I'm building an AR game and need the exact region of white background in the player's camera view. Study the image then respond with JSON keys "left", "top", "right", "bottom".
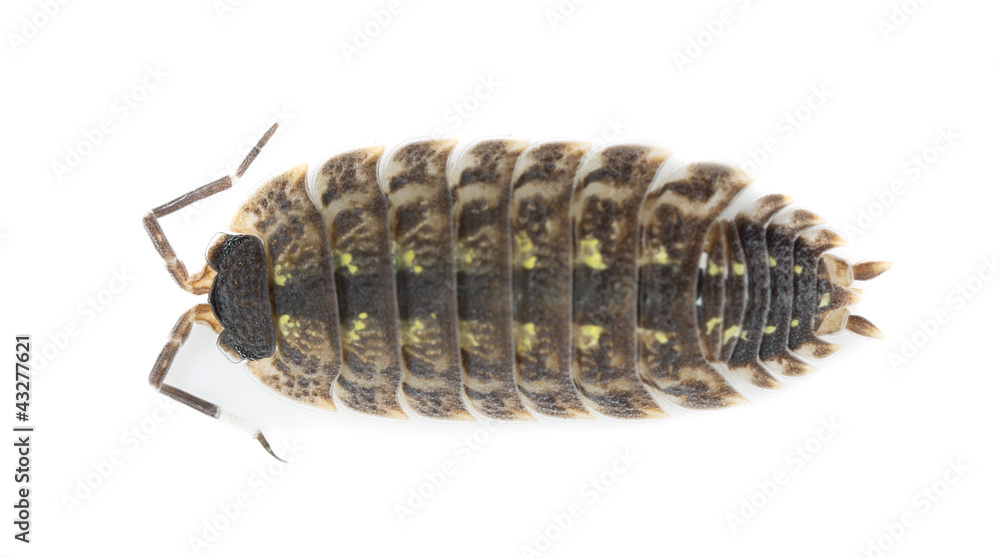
{"left": 3, "top": 0, "right": 998, "bottom": 556}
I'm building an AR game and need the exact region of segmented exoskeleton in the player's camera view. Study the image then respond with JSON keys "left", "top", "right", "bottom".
{"left": 144, "top": 125, "right": 889, "bottom": 459}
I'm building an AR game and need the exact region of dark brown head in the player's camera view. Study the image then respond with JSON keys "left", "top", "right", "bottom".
{"left": 205, "top": 233, "right": 276, "bottom": 362}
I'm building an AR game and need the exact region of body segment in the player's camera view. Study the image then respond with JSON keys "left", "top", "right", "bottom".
{"left": 511, "top": 141, "right": 594, "bottom": 419}
{"left": 570, "top": 145, "right": 670, "bottom": 419}
{"left": 449, "top": 139, "right": 534, "bottom": 421}
{"left": 229, "top": 163, "right": 343, "bottom": 412}
{"left": 310, "top": 146, "right": 407, "bottom": 419}
{"left": 636, "top": 162, "right": 751, "bottom": 409}
{"left": 381, "top": 139, "right": 474, "bottom": 421}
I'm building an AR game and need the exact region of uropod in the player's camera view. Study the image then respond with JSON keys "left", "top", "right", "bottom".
{"left": 143, "top": 124, "right": 890, "bottom": 460}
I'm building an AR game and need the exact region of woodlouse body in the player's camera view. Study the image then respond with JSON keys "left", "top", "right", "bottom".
{"left": 144, "top": 125, "right": 888, "bottom": 458}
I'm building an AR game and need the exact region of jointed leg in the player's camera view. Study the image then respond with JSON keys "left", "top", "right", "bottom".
{"left": 143, "top": 123, "right": 279, "bottom": 294}
{"left": 145, "top": 123, "right": 283, "bottom": 460}
{"left": 149, "top": 304, "right": 285, "bottom": 462}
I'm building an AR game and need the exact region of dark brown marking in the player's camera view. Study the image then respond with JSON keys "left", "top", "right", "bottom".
{"left": 207, "top": 234, "right": 276, "bottom": 361}
{"left": 846, "top": 314, "right": 884, "bottom": 339}
{"left": 789, "top": 229, "right": 844, "bottom": 359}
{"left": 451, "top": 139, "right": 534, "bottom": 421}
{"left": 698, "top": 221, "right": 727, "bottom": 362}
{"left": 312, "top": 147, "right": 408, "bottom": 419}
{"left": 853, "top": 261, "right": 893, "bottom": 282}
{"left": 637, "top": 163, "right": 749, "bottom": 410}
{"left": 230, "top": 164, "right": 343, "bottom": 412}
{"left": 383, "top": 139, "right": 474, "bottom": 421}
{"left": 726, "top": 195, "right": 790, "bottom": 390}
{"left": 572, "top": 145, "right": 670, "bottom": 419}
{"left": 719, "top": 220, "right": 747, "bottom": 363}
{"left": 759, "top": 210, "right": 822, "bottom": 377}
{"left": 511, "top": 141, "right": 594, "bottom": 419}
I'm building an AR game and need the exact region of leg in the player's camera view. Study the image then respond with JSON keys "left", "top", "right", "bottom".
{"left": 150, "top": 304, "right": 286, "bottom": 462}
{"left": 143, "top": 123, "right": 279, "bottom": 294}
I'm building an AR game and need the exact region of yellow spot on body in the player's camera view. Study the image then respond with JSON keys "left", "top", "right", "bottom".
{"left": 708, "top": 261, "right": 722, "bottom": 276}
{"left": 791, "top": 319, "right": 800, "bottom": 328}
{"left": 523, "top": 256, "right": 537, "bottom": 270}
{"left": 515, "top": 231, "right": 534, "bottom": 254}
{"left": 819, "top": 292, "right": 831, "bottom": 309}
{"left": 733, "top": 263, "right": 746, "bottom": 276}
{"left": 338, "top": 252, "right": 358, "bottom": 274}
{"left": 638, "top": 328, "right": 673, "bottom": 350}
{"left": 579, "top": 324, "right": 604, "bottom": 350}
{"left": 794, "top": 265, "right": 804, "bottom": 275}
{"left": 764, "top": 325, "right": 777, "bottom": 335}
{"left": 278, "top": 314, "right": 301, "bottom": 338}
{"left": 723, "top": 325, "right": 741, "bottom": 344}
{"left": 769, "top": 257, "right": 777, "bottom": 268}
{"left": 459, "top": 321, "right": 481, "bottom": 349}
{"left": 398, "top": 250, "right": 423, "bottom": 274}
{"left": 740, "top": 331, "right": 749, "bottom": 341}
{"left": 403, "top": 317, "right": 425, "bottom": 344}
{"left": 653, "top": 246, "right": 672, "bottom": 265}
{"left": 273, "top": 263, "right": 291, "bottom": 286}
{"left": 705, "top": 317, "right": 722, "bottom": 335}
{"left": 346, "top": 312, "right": 368, "bottom": 343}
{"left": 458, "top": 243, "right": 476, "bottom": 265}
{"left": 517, "top": 322, "right": 538, "bottom": 353}
{"left": 579, "top": 238, "right": 607, "bottom": 270}
{"left": 461, "top": 329, "right": 480, "bottom": 348}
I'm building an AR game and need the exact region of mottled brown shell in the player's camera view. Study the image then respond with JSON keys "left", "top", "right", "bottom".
{"left": 218, "top": 138, "right": 884, "bottom": 421}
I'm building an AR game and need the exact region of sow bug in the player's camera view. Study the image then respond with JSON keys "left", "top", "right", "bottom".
{"left": 144, "top": 124, "right": 890, "bottom": 459}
